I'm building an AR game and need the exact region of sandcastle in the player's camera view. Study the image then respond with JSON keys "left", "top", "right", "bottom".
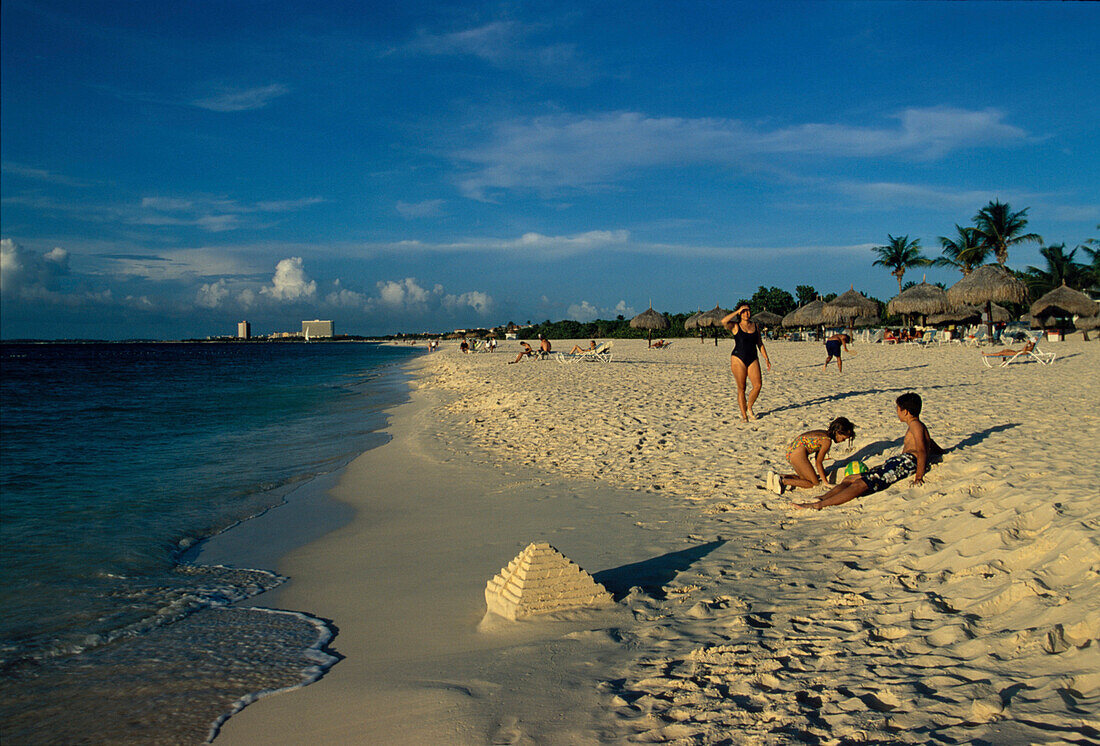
{"left": 485, "top": 542, "right": 614, "bottom": 620}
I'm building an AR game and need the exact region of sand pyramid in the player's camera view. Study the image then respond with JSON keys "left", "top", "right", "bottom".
{"left": 485, "top": 542, "right": 613, "bottom": 620}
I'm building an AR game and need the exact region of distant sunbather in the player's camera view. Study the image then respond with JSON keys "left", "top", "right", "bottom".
{"left": 569, "top": 340, "right": 597, "bottom": 354}
{"left": 982, "top": 340, "right": 1035, "bottom": 358}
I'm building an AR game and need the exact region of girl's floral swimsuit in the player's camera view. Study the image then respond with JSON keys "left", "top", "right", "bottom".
{"left": 787, "top": 433, "right": 830, "bottom": 460}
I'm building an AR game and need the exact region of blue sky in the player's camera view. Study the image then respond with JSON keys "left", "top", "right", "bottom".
{"left": 2, "top": 1, "right": 1097, "bottom": 339}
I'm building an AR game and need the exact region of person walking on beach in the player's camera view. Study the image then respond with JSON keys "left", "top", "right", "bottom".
{"left": 768, "top": 417, "right": 856, "bottom": 495}
{"left": 793, "top": 393, "right": 942, "bottom": 510}
{"left": 722, "top": 305, "right": 771, "bottom": 421}
{"left": 823, "top": 332, "right": 854, "bottom": 372}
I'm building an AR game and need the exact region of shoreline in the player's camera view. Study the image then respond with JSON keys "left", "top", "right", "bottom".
{"left": 215, "top": 339, "right": 1100, "bottom": 743}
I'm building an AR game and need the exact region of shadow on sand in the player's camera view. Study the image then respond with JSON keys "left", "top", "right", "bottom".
{"left": 594, "top": 540, "right": 727, "bottom": 600}
{"left": 766, "top": 382, "right": 968, "bottom": 415}
{"left": 949, "top": 422, "right": 1021, "bottom": 451}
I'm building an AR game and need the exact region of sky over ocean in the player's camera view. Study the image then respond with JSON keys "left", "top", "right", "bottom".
{"left": 1, "top": 1, "right": 1098, "bottom": 339}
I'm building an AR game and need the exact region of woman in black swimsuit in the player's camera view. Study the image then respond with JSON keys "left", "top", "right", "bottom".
{"left": 722, "top": 305, "right": 771, "bottom": 421}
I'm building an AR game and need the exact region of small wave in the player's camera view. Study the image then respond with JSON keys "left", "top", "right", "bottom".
{"left": 1, "top": 564, "right": 286, "bottom": 668}
{"left": 205, "top": 607, "right": 340, "bottom": 742}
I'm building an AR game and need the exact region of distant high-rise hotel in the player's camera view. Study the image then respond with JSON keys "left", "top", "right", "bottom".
{"left": 237, "top": 321, "right": 251, "bottom": 339}
{"left": 302, "top": 319, "right": 334, "bottom": 338}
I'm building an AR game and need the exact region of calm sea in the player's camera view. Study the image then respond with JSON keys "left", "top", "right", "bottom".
{"left": 0, "top": 340, "right": 421, "bottom": 743}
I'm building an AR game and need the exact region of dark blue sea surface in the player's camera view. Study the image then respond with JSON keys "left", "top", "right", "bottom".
{"left": 0, "top": 340, "right": 421, "bottom": 741}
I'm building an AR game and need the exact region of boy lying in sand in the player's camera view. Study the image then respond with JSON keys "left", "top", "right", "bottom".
{"left": 793, "top": 392, "right": 942, "bottom": 510}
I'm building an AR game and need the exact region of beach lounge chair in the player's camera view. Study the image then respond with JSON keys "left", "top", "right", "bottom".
{"left": 966, "top": 328, "right": 991, "bottom": 347}
{"left": 556, "top": 341, "right": 613, "bottom": 363}
{"left": 867, "top": 329, "right": 885, "bottom": 344}
{"left": 981, "top": 334, "right": 1055, "bottom": 367}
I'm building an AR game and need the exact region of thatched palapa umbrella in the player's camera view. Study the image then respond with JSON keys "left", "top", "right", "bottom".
{"left": 947, "top": 264, "right": 1029, "bottom": 338}
{"left": 684, "top": 310, "right": 706, "bottom": 343}
{"left": 1075, "top": 313, "right": 1100, "bottom": 340}
{"left": 886, "top": 281, "right": 949, "bottom": 325}
{"left": 1029, "top": 283, "right": 1099, "bottom": 332}
{"left": 928, "top": 303, "right": 1010, "bottom": 326}
{"left": 782, "top": 299, "right": 829, "bottom": 328}
{"left": 824, "top": 287, "right": 879, "bottom": 328}
{"left": 630, "top": 306, "right": 670, "bottom": 347}
{"left": 750, "top": 310, "right": 782, "bottom": 330}
{"left": 696, "top": 304, "right": 732, "bottom": 346}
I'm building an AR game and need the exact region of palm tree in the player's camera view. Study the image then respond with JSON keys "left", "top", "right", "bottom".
{"left": 972, "top": 200, "right": 1042, "bottom": 266}
{"left": 933, "top": 225, "right": 990, "bottom": 275}
{"left": 1079, "top": 224, "right": 1100, "bottom": 290}
{"left": 1025, "top": 243, "right": 1086, "bottom": 294}
{"left": 872, "top": 234, "right": 930, "bottom": 293}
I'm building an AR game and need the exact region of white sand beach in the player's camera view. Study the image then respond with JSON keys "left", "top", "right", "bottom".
{"left": 213, "top": 337, "right": 1099, "bottom": 744}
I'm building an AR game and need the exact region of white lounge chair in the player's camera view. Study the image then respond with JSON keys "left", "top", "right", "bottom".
{"left": 981, "top": 333, "right": 1056, "bottom": 367}
{"left": 556, "top": 341, "right": 613, "bottom": 363}
{"left": 966, "top": 328, "right": 991, "bottom": 347}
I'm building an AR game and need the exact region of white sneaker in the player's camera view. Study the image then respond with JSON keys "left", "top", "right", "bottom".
{"left": 768, "top": 470, "right": 783, "bottom": 495}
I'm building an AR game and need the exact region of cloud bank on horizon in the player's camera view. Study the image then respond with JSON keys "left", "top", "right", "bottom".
{"left": 1, "top": 1, "right": 1097, "bottom": 339}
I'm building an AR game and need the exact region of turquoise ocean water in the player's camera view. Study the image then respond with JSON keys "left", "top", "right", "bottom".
{"left": 0, "top": 341, "right": 420, "bottom": 742}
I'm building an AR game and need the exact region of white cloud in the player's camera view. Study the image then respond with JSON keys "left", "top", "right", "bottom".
{"left": 366, "top": 277, "right": 493, "bottom": 318}
{"left": 375, "top": 277, "right": 431, "bottom": 309}
{"left": 381, "top": 229, "right": 631, "bottom": 258}
{"left": 261, "top": 257, "right": 317, "bottom": 302}
{"left": 238, "top": 288, "right": 257, "bottom": 309}
{"left": 1, "top": 238, "right": 70, "bottom": 296}
{"left": 404, "top": 21, "right": 521, "bottom": 63}
{"left": 398, "top": 20, "right": 585, "bottom": 77}
{"left": 456, "top": 107, "right": 1029, "bottom": 198}
{"left": 2, "top": 162, "right": 92, "bottom": 187}
{"left": 96, "top": 248, "right": 257, "bottom": 281}
{"left": 396, "top": 199, "right": 446, "bottom": 218}
{"left": 196, "top": 279, "right": 230, "bottom": 309}
{"left": 442, "top": 290, "right": 493, "bottom": 315}
{"left": 566, "top": 299, "right": 635, "bottom": 322}
{"left": 567, "top": 300, "right": 599, "bottom": 322}
{"left": 191, "top": 84, "right": 290, "bottom": 112}
{"left": 130, "top": 194, "right": 321, "bottom": 233}
{"left": 326, "top": 279, "right": 367, "bottom": 307}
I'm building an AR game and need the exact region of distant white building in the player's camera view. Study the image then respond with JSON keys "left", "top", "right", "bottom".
{"left": 302, "top": 319, "right": 334, "bottom": 338}
{"left": 237, "top": 321, "right": 251, "bottom": 339}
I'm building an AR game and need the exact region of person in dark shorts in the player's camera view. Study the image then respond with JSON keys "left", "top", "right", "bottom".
{"left": 823, "top": 333, "right": 853, "bottom": 372}
{"left": 793, "top": 392, "right": 942, "bottom": 509}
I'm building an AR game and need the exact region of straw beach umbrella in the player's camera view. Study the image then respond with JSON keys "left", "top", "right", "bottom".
{"left": 630, "top": 306, "right": 670, "bottom": 347}
{"left": 1029, "top": 283, "right": 1099, "bottom": 328}
{"left": 823, "top": 287, "right": 879, "bottom": 328}
{"left": 928, "top": 303, "right": 1010, "bottom": 326}
{"left": 750, "top": 310, "right": 782, "bottom": 329}
{"left": 684, "top": 310, "right": 706, "bottom": 343}
{"left": 782, "top": 299, "right": 828, "bottom": 328}
{"left": 886, "top": 281, "right": 949, "bottom": 325}
{"left": 947, "top": 264, "right": 1029, "bottom": 338}
{"left": 1075, "top": 313, "right": 1100, "bottom": 340}
{"left": 696, "top": 304, "right": 732, "bottom": 346}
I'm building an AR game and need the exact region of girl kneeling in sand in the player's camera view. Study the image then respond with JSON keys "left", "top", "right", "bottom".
{"left": 767, "top": 417, "right": 856, "bottom": 495}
